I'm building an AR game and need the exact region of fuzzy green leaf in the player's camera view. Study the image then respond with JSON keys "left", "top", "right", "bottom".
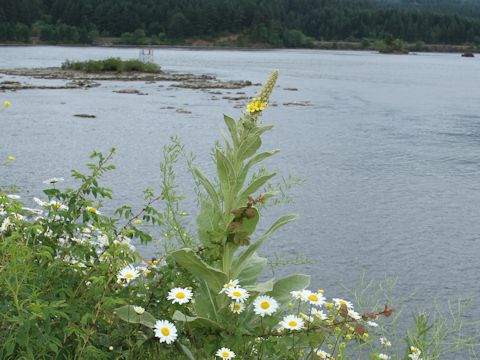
{"left": 115, "top": 305, "right": 156, "bottom": 328}
{"left": 268, "top": 274, "right": 311, "bottom": 304}
{"left": 171, "top": 248, "right": 228, "bottom": 293}
{"left": 232, "top": 214, "right": 297, "bottom": 277}
{"left": 172, "top": 310, "right": 222, "bottom": 330}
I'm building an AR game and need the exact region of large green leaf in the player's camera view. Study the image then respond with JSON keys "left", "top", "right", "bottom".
{"left": 194, "top": 280, "right": 219, "bottom": 320}
{"left": 197, "top": 197, "right": 224, "bottom": 246}
{"left": 171, "top": 248, "right": 228, "bottom": 293}
{"left": 224, "top": 114, "right": 238, "bottom": 149}
{"left": 115, "top": 305, "right": 156, "bottom": 328}
{"left": 245, "top": 278, "right": 275, "bottom": 293}
{"left": 175, "top": 343, "right": 196, "bottom": 360}
{"left": 232, "top": 214, "right": 297, "bottom": 277}
{"left": 237, "top": 252, "right": 268, "bottom": 285}
{"left": 172, "top": 310, "right": 222, "bottom": 330}
{"left": 193, "top": 168, "right": 220, "bottom": 206}
{"left": 237, "top": 150, "right": 279, "bottom": 192}
{"left": 268, "top": 274, "right": 311, "bottom": 304}
{"left": 237, "top": 173, "right": 276, "bottom": 206}
{"left": 215, "top": 148, "right": 236, "bottom": 199}
{"left": 237, "top": 134, "right": 262, "bottom": 161}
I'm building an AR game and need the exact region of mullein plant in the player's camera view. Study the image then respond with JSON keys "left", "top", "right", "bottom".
{"left": 115, "top": 71, "right": 395, "bottom": 359}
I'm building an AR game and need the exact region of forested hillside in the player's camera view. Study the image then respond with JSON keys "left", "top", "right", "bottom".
{"left": 1, "top": 0, "right": 480, "bottom": 47}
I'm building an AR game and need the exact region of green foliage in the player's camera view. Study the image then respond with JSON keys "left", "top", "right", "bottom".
{"left": 61, "top": 58, "right": 161, "bottom": 73}
{"left": 3, "top": 0, "right": 480, "bottom": 46}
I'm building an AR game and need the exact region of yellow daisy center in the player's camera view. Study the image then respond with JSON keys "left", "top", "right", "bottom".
{"left": 175, "top": 292, "right": 186, "bottom": 299}
{"left": 222, "top": 352, "right": 230, "bottom": 358}
{"left": 260, "top": 301, "right": 270, "bottom": 309}
{"left": 233, "top": 304, "right": 241, "bottom": 311}
{"left": 308, "top": 294, "right": 319, "bottom": 302}
{"left": 339, "top": 300, "right": 347, "bottom": 306}
{"left": 288, "top": 320, "right": 298, "bottom": 327}
{"left": 233, "top": 291, "right": 241, "bottom": 297}
{"left": 161, "top": 327, "right": 170, "bottom": 336}
{"left": 89, "top": 207, "right": 97, "bottom": 213}
{"left": 125, "top": 273, "right": 134, "bottom": 279}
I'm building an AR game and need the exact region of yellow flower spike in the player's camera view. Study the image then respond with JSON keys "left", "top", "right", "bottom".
{"left": 8, "top": 156, "right": 15, "bottom": 161}
{"left": 4, "top": 101, "right": 11, "bottom": 108}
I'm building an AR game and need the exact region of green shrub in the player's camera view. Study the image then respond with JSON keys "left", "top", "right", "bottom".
{"left": 61, "top": 58, "right": 161, "bottom": 73}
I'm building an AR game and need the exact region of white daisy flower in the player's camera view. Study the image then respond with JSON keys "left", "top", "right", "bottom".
{"left": 348, "top": 310, "right": 362, "bottom": 320}
{"left": 0, "top": 218, "right": 12, "bottom": 233}
{"left": 315, "top": 349, "right": 333, "bottom": 359}
{"left": 22, "top": 207, "right": 43, "bottom": 215}
{"left": 167, "top": 287, "right": 193, "bottom": 305}
{"left": 301, "top": 290, "right": 326, "bottom": 306}
{"left": 43, "top": 177, "right": 64, "bottom": 184}
{"left": 219, "top": 279, "right": 240, "bottom": 294}
{"left": 226, "top": 287, "right": 250, "bottom": 303}
{"left": 215, "top": 347, "right": 236, "bottom": 359}
{"left": 117, "top": 265, "right": 140, "bottom": 283}
{"left": 12, "top": 213, "right": 24, "bottom": 221}
{"left": 312, "top": 308, "right": 327, "bottom": 320}
{"left": 279, "top": 315, "right": 304, "bottom": 331}
{"left": 380, "top": 337, "right": 392, "bottom": 347}
{"left": 230, "top": 302, "right": 245, "bottom": 314}
{"left": 290, "top": 290, "right": 306, "bottom": 301}
{"left": 253, "top": 296, "right": 279, "bottom": 317}
{"left": 299, "top": 312, "right": 315, "bottom": 323}
{"left": 408, "top": 346, "right": 422, "bottom": 360}
{"left": 154, "top": 320, "right": 177, "bottom": 344}
{"left": 7, "top": 194, "right": 20, "bottom": 200}
{"left": 49, "top": 200, "right": 68, "bottom": 211}
{"left": 33, "top": 197, "right": 48, "bottom": 207}
{"left": 367, "top": 320, "right": 378, "bottom": 327}
{"left": 133, "top": 306, "right": 145, "bottom": 314}
{"left": 379, "top": 354, "right": 391, "bottom": 360}
{"left": 332, "top": 298, "right": 354, "bottom": 310}
{"left": 86, "top": 206, "right": 101, "bottom": 214}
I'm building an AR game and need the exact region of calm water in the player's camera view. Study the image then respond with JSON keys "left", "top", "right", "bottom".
{"left": 1, "top": 46, "right": 480, "bottom": 334}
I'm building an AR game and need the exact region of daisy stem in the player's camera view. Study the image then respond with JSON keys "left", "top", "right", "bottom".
{"left": 292, "top": 332, "right": 297, "bottom": 358}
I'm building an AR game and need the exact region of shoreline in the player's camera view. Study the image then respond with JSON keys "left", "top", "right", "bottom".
{"left": 0, "top": 41, "right": 478, "bottom": 54}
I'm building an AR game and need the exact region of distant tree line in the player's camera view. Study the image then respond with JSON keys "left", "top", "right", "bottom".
{"left": 1, "top": 0, "right": 480, "bottom": 46}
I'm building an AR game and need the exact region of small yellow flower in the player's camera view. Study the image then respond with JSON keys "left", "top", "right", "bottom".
{"left": 346, "top": 334, "right": 352, "bottom": 340}
{"left": 133, "top": 219, "right": 142, "bottom": 225}
{"left": 8, "top": 156, "right": 15, "bottom": 161}
{"left": 4, "top": 101, "right": 11, "bottom": 108}
{"left": 325, "top": 302, "right": 334, "bottom": 308}
{"left": 363, "top": 333, "right": 369, "bottom": 339}
{"left": 246, "top": 100, "right": 268, "bottom": 114}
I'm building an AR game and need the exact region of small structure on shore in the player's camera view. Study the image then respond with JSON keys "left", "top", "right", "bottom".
{"left": 461, "top": 52, "right": 475, "bottom": 58}
{"left": 139, "top": 48, "right": 154, "bottom": 63}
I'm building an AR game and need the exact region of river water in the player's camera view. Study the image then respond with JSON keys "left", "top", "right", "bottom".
{"left": 1, "top": 46, "right": 479, "bottom": 339}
